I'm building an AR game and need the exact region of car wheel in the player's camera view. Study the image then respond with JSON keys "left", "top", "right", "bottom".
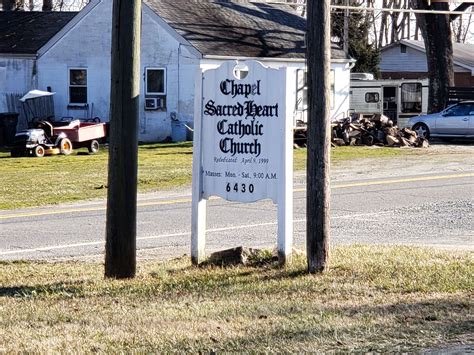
{"left": 413, "top": 123, "right": 430, "bottom": 139}
{"left": 59, "top": 138, "right": 73, "bottom": 155}
{"left": 34, "top": 145, "right": 45, "bottom": 158}
{"left": 88, "top": 140, "right": 100, "bottom": 154}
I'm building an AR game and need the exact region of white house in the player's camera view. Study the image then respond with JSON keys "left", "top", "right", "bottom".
{"left": 0, "top": 11, "right": 76, "bottom": 121}
{"left": 0, "top": 0, "right": 355, "bottom": 141}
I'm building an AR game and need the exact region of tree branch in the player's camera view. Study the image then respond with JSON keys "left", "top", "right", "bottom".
{"left": 450, "top": 2, "right": 473, "bottom": 22}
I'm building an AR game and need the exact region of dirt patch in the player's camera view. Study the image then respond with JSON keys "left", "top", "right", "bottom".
{"left": 332, "top": 143, "right": 474, "bottom": 183}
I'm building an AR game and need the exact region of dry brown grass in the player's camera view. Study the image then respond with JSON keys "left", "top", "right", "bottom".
{"left": 0, "top": 245, "right": 472, "bottom": 352}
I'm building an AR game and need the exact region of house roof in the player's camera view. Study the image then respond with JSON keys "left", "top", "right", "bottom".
{"left": 0, "top": 11, "right": 77, "bottom": 55}
{"left": 144, "top": 0, "right": 349, "bottom": 60}
{"left": 0, "top": 2, "right": 350, "bottom": 62}
{"left": 389, "top": 39, "right": 474, "bottom": 72}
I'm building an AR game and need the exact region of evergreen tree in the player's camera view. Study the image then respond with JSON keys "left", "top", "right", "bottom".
{"left": 331, "top": 1, "right": 380, "bottom": 77}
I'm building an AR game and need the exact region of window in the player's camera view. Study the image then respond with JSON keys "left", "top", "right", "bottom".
{"left": 296, "top": 69, "right": 307, "bottom": 111}
{"left": 401, "top": 83, "right": 422, "bottom": 113}
{"left": 330, "top": 69, "right": 335, "bottom": 109}
{"left": 400, "top": 44, "right": 407, "bottom": 54}
{"left": 296, "top": 69, "right": 335, "bottom": 110}
{"left": 69, "top": 68, "right": 87, "bottom": 104}
{"left": 444, "top": 104, "right": 473, "bottom": 116}
{"left": 365, "top": 92, "right": 380, "bottom": 103}
{"left": 146, "top": 68, "right": 166, "bottom": 95}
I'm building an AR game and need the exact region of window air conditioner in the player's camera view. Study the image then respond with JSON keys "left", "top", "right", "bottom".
{"left": 145, "top": 98, "right": 164, "bottom": 110}
{"left": 145, "top": 98, "right": 157, "bottom": 110}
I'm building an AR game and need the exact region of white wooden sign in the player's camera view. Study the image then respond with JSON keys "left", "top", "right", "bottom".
{"left": 191, "top": 61, "right": 293, "bottom": 264}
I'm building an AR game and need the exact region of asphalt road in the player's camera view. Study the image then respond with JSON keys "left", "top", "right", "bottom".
{"left": 1, "top": 162, "right": 473, "bottom": 261}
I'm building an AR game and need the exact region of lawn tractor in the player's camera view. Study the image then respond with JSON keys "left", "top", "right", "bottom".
{"left": 10, "top": 121, "right": 73, "bottom": 157}
{"left": 10, "top": 90, "right": 106, "bottom": 158}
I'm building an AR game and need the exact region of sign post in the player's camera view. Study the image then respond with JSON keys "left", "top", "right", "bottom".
{"left": 191, "top": 61, "right": 293, "bottom": 265}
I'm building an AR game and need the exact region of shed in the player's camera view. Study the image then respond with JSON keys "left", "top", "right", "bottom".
{"left": 380, "top": 39, "right": 474, "bottom": 87}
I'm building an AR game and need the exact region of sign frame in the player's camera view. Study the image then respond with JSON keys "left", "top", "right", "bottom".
{"left": 191, "top": 60, "right": 293, "bottom": 265}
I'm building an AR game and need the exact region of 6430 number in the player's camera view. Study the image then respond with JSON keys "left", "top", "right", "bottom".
{"left": 226, "top": 182, "right": 254, "bottom": 193}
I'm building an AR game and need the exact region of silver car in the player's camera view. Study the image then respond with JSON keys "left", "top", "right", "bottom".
{"left": 408, "top": 101, "right": 474, "bottom": 139}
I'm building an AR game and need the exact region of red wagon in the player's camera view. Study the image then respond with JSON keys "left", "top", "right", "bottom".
{"left": 53, "top": 120, "right": 107, "bottom": 153}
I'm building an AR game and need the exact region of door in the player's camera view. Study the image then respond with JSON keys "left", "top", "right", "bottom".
{"left": 382, "top": 86, "right": 397, "bottom": 122}
{"left": 435, "top": 103, "right": 471, "bottom": 135}
{"left": 467, "top": 104, "right": 474, "bottom": 135}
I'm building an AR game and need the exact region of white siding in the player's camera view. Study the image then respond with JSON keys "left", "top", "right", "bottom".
{"left": 380, "top": 44, "right": 470, "bottom": 73}
{"left": 37, "top": 0, "right": 201, "bottom": 142}
{"left": 0, "top": 57, "right": 36, "bottom": 111}
{"left": 139, "top": 7, "right": 201, "bottom": 142}
{"left": 37, "top": 0, "right": 113, "bottom": 125}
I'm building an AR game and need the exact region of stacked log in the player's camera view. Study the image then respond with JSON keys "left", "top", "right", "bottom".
{"left": 330, "top": 114, "right": 429, "bottom": 148}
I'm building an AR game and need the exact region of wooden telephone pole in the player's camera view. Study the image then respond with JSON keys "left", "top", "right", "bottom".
{"left": 105, "top": 0, "right": 141, "bottom": 279}
{"left": 306, "top": 0, "right": 331, "bottom": 273}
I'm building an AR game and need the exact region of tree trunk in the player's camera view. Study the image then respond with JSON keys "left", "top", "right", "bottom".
{"left": 2, "top": 0, "right": 24, "bottom": 10}
{"left": 412, "top": 0, "right": 454, "bottom": 113}
{"left": 414, "top": 22, "right": 420, "bottom": 40}
{"left": 42, "top": 0, "right": 53, "bottom": 11}
{"left": 2, "top": 0, "right": 14, "bottom": 10}
{"left": 306, "top": 0, "right": 331, "bottom": 273}
{"left": 378, "top": 0, "right": 388, "bottom": 48}
{"left": 105, "top": 0, "right": 141, "bottom": 279}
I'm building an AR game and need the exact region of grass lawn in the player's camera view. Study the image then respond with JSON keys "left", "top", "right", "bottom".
{"left": 0, "top": 246, "right": 472, "bottom": 352}
{"left": 0, "top": 143, "right": 422, "bottom": 210}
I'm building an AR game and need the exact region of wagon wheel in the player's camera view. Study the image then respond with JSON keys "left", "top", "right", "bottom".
{"left": 34, "top": 145, "right": 45, "bottom": 158}
{"left": 88, "top": 140, "right": 100, "bottom": 154}
{"left": 59, "top": 138, "right": 73, "bottom": 155}
{"left": 11, "top": 150, "right": 21, "bottom": 158}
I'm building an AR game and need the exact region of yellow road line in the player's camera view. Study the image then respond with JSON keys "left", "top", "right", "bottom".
{"left": 295, "top": 172, "right": 474, "bottom": 192}
{"left": 1, "top": 172, "right": 472, "bottom": 220}
{"left": 0, "top": 198, "right": 192, "bottom": 220}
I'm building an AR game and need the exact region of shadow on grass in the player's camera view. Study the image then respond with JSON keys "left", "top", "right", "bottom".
{"left": 149, "top": 151, "right": 193, "bottom": 156}
{"left": 139, "top": 142, "right": 193, "bottom": 150}
{"left": 0, "top": 281, "right": 85, "bottom": 298}
{"left": 165, "top": 261, "right": 309, "bottom": 286}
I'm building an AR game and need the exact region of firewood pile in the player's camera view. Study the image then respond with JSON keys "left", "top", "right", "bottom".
{"left": 331, "top": 114, "right": 429, "bottom": 148}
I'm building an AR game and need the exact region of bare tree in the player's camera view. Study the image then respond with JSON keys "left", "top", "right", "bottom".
{"left": 411, "top": 1, "right": 473, "bottom": 112}
{"left": 5, "top": 0, "right": 90, "bottom": 10}
{"left": 2, "top": 0, "right": 25, "bottom": 10}
{"left": 42, "top": 0, "right": 52, "bottom": 11}
{"left": 452, "top": 10, "right": 474, "bottom": 43}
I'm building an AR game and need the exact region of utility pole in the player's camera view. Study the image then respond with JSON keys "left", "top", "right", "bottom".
{"left": 306, "top": 0, "right": 331, "bottom": 273}
{"left": 343, "top": 0, "right": 349, "bottom": 54}
{"left": 105, "top": 0, "right": 141, "bottom": 279}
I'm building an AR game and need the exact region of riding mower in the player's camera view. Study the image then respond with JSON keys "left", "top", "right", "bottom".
{"left": 10, "top": 120, "right": 73, "bottom": 157}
